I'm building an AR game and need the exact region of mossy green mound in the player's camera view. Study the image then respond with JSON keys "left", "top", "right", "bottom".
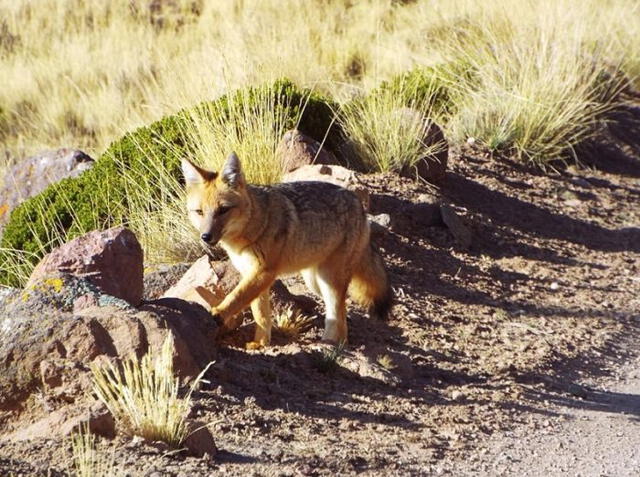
{"left": 0, "top": 79, "right": 341, "bottom": 286}
{"left": 374, "top": 63, "right": 473, "bottom": 118}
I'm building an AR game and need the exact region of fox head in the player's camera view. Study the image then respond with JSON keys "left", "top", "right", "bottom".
{"left": 181, "top": 152, "right": 250, "bottom": 246}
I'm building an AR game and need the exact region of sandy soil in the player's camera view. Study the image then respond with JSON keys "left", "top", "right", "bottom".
{"left": 0, "top": 144, "right": 638, "bottom": 475}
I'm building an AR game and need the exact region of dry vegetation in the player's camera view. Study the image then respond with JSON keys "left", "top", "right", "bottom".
{"left": 1, "top": 0, "right": 638, "bottom": 162}
{"left": 69, "top": 424, "right": 119, "bottom": 477}
{"left": 91, "top": 336, "right": 211, "bottom": 447}
{"left": 1, "top": 0, "right": 639, "bottom": 281}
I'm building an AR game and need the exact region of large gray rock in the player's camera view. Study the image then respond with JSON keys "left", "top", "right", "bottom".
{"left": 26, "top": 227, "right": 144, "bottom": 306}
{"left": 0, "top": 148, "right": 94, "bottom": 230}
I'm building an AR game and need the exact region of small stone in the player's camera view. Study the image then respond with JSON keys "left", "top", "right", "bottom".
{"left": 368, "top": 213, "right": 391, "bottom": 228}
{"left": 183, "top": 421, "right": 217, "bottom": 459}
{"left": 550, "top": 282, "right": 559, "bottom": 291}
{"left": 440, "top": 203, "right": 472, "bottom": 249}
{"left": 451, "top": 390, "right": 465, "bottom": 401}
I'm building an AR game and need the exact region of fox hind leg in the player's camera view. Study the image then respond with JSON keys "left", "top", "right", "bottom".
{"left": 316, "top": 265, "right": 350, "bottom": 344}
{"left": 246, "top": 287, "right": 272, "bottom": 350}
{"left": 301, "top": 267, "right": 321, "bottom": 296}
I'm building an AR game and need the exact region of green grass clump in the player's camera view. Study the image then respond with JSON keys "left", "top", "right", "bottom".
{"left": 374, "top": 63, "right": 470, "bottom": 120}
{"left": 339, "top": 75, "right": 447, "bottom": 173}
{"left": 0, "top": 79, "right": 339, "bottom": 286}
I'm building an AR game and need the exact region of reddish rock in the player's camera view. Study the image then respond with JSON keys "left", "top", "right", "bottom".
{"left": 26, "top": 227, "right": 144, "bottom": 306}
{"left": 162, "top": 256, "right": 227, "bottom": 309}
{"left": 282, "top": 164, "right": 370, "bottom": 211}
{"left": 9, "top": 400, "right": 115, "bottom": 441}
{"left": 276, "top": 129, "right": 338, "bottom": 173}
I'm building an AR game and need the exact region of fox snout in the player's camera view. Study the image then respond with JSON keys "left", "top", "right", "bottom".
{"left": 199, "top": 216, "right": 224, "bottom": 245}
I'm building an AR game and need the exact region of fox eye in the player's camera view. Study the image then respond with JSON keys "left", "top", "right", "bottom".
{"left": 192, "top": 209, "right": 203, "bottom": 216}
{"left": 216, "top": 205, "right": 233, "bottom": 216}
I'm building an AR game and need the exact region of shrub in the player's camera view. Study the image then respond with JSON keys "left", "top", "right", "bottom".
{"left": 374, "top": 63, "right": 470, "bottom": 120}
{"left": 0, "top": 79, "right": 340, "bottom": 286}
{"left": 339, "top": 71, "right": 449, "bottom": 173}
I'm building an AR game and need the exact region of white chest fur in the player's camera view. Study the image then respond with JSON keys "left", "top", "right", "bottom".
{"left": 220, "top": 241, "right": 256, "bottom": 276}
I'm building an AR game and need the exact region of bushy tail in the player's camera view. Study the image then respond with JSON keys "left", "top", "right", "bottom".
{"left": 349, "top": 244, "right": 393, "bottom": 320}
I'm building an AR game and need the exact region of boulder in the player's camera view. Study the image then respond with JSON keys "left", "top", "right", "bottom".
{"left": 8, "top": 401, "right": 115, "bottom": 441}
{"left": 0, "top": 149, "right": 94, "bottom": 230}
{"left": 26, "top": 227, "right": 144, "bottom": 306}
{"left": 276, "top": 129, "right": 339, "bottom": 173}
{"left": 282, "top": 164, "right": 370, "bottom": 211}
{"left": 392, "top": 108, "right": 448, "bottom": 184}
{"left": 183, "top": 420, "right": 217, "bottom": 458}
{"left": 0, "top": 274, "right": 218, "bottom": 433}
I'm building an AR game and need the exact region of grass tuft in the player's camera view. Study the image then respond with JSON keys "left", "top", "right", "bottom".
{"left": 274, "top": 305, "right": 315, "bottom": 338}
{"left": 314, "top": 341, "right": 346, "bottom": 374}
{"left": 90, "top": 335, "right": 211, "bottom": 447}
{"left": 339, "top": 80, "right": 446, "bottom": 173}
{"left": 69, "top": 424, "right": 118, "bottom": 477}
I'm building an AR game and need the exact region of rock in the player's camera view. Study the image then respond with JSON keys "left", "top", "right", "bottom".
{"left": 26, "top": 227, "right": 144, "bottom": 306}
{"left": 183, "top": 421, "right": 217, "bottom": 458}
{"left": 162, "top": 256, "right": 227, "bottom": 309}
{"left": 0, "top": 149, "right": 94, "bottom": 230}
{"left": 368, "top": 193, "right": 442, "bottom": 236}
{"left": 283, "top": 164, "right": 370, "bottom": 210}
{"left": 143, "top": 263, "right": 191, "bottom": 300}
{"left": 368, "top": 213, "right": 391, "bottom": 229}
{"left": 0, "top": 276, "right": 218, "bottom": 421}
{"left": 163, "top": 256, "right": 317, "bottom": 332}
{"left": 9, "top": 400, "right": 115, "bottom": 441}
{"left": 392, "top": 108, "right": 448, "bottom": 184}
{"left": 276, "top": 129, "right": 338, "bottom": 173}
{"left": 440, "top": 203, "right": 472, "bottom": 249}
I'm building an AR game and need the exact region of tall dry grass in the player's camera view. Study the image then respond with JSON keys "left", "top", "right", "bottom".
{"left": 2, "top": 0, "right": 636, "bottom": 160}
{"left": 91, "top": 335, "right": 211, "bottom": 447}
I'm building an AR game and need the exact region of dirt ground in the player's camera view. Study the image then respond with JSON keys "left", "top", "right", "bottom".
{"left": 0, "top": 143, "right": 639, "bottom": 475}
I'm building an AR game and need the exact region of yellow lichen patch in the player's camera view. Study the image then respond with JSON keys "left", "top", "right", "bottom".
{"left": 0, "top": 204, "right": 9, "bottom": 218}
{"left": 42, "top": 277, "right": 64, "bottom": 293}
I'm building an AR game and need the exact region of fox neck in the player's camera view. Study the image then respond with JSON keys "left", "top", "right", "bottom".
{"left": 219, "top": 185, "right": 268, "bottom": 253}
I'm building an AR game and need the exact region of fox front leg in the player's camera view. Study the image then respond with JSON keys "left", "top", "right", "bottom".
{"left": 246, "top": 288, "right": 273, "bottom": 350}
{"left": 211, "top": 269, "right": 276, "bottom": 333}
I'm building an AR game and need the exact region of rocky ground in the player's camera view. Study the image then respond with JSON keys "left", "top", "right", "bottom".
{"left": 0, "top": 143, "right": 639, "bottom": 475}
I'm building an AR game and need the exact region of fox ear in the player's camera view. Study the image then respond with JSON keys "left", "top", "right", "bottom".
{"left": 221, "top": 152, "right": 244, "bottom": 188}
{"left": 181, "top": 159, "right": 215, "bottom": 185}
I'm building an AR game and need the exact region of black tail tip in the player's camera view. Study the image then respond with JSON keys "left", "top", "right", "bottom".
{"left": 368, "top": 287, "right": 393, "bottom": 320}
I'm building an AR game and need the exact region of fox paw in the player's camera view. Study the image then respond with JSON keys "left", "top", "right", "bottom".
{"left": 245, "top": 341, "right": 265, "bottom": 351}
